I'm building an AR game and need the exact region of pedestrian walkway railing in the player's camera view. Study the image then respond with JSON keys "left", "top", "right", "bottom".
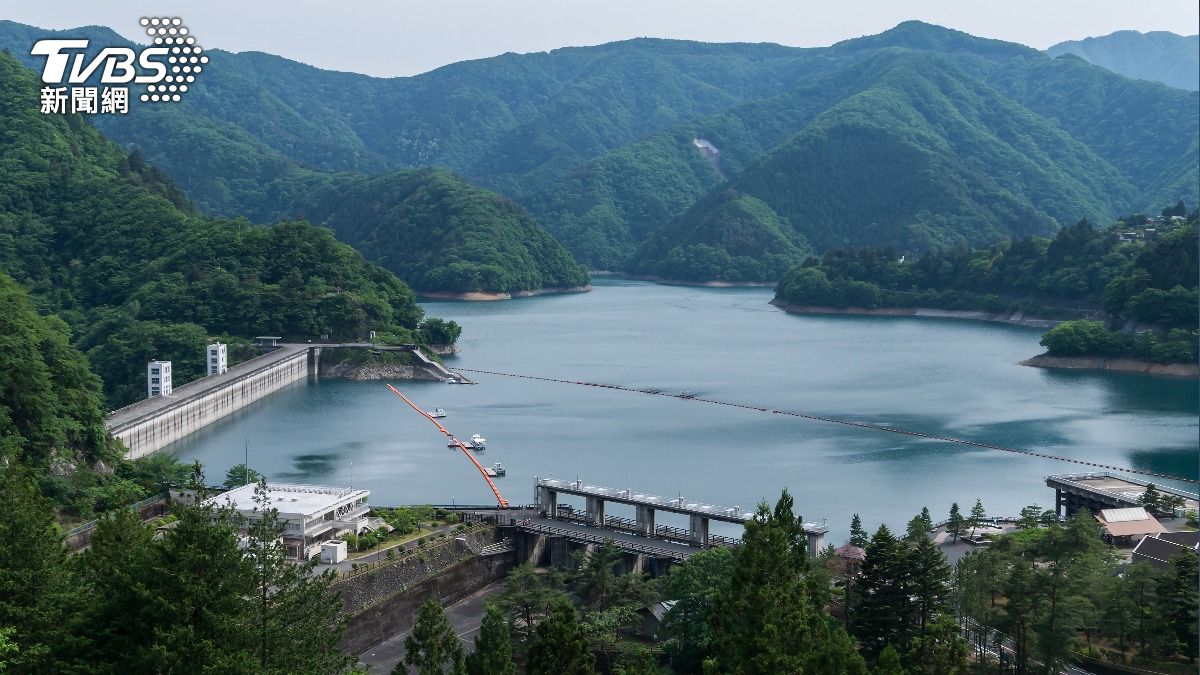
{"left": 62, "top": 492, "right": 170, "bottom": 539}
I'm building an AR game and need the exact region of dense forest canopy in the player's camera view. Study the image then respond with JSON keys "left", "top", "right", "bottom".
{"left": 0, "top": 52, "right": 434, "bottom": 409}
{"left": 774, "top": 207, "right": 1199, "bottom": 362}
{"left": 1, "top": 20, "right": 1194, "bottom": 283}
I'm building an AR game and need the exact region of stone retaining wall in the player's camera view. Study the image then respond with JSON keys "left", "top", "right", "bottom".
{"left": 334, "top": 526, "right": 513, "bottom": 655}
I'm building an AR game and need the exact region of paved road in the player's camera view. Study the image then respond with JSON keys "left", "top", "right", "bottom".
{"left": 358, "top": 580, "right": 507, "bottom": 673}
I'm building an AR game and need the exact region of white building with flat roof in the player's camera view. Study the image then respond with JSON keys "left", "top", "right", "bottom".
{"left": 207, "top": 342, "right": 228, "bottom": 376}
{"left": 147, "top": 360, "right": 172, "bottom": 398}
{"left": 210, "top": 483, "right": 371, "bottom": 560}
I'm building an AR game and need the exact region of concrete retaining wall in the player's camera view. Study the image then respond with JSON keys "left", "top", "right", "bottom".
{"left": 111, "top": 349, "right": 309, "bottom": 458}
{"left": 335, "top": 528, "right": 511, "bottom": 655}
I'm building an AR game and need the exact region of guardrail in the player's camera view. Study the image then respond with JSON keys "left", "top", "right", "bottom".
{"left": 517, "top": 521, "right": 691, "bottom": 561}
{"left": 1049, "top": 473, "right": 1198, "bottom": 501}
{"left": 536, "top": 478, "right": 751, "bottom": 522}
{"left": 62, "top": 492, "right": 170, "bottom": 539}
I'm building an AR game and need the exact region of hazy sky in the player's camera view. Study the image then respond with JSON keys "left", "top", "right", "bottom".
{"left": 6, "top": 1, "right": 1197, "bottom": 77}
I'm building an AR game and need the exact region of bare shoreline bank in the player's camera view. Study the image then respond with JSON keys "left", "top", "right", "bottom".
{"left": 768, "top": 299, "right": 1062, "bottom": 328}
{"left": 1021, "top": 354, "right": 1199, "bottom": 378}
{"left": 416, "top": 285, "right": 592, "bottom": 302}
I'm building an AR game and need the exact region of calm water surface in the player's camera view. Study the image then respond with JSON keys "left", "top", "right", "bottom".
{"left": 171, "top": 278, "right": 1199, "bottom": 541}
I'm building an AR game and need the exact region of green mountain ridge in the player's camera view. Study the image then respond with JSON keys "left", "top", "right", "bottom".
{"left": 2, "top": 20, "right": 1196, "bottom": 284}
{"left": 0, "top": 51, "right": 433, "bottom": 409}
{"left": 1047, "top": 30, "right": 1200, "bottom": 91}
{"left": 628, "top": 190, "right": 811, "bottom": 282}
{"left": 0, "top": 21, "right": 590, "bottom": 295}
{"left": 275, "top": 168, "right": 590, "bottom": 293}
{"left": 707, "top": 52, "right": 1135, "bottom": 249}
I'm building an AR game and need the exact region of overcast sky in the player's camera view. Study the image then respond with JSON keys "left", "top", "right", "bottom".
{"left": 6, "top": 0, "right": 1197, "bottom": 77}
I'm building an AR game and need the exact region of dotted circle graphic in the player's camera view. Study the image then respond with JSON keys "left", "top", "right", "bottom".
{"left": 139, "top": 17, "right": 205, "bottom": 104}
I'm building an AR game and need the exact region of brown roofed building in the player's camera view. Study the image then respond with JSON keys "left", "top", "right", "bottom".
{"left": 1095, "top": 507, "right": 1166, "bottom": 546}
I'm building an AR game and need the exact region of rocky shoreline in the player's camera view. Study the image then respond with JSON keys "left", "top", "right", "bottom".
{"left": 417, "top": 285, "right": 591, "bottom": 301}
{"left": 1021, "top": 354, "right": 1199, "bottom": 378}
{"left": 316, "top": 345, "right": 463, "bottom": 381}
{"left": 768, "top": 299, "right": 1062, "bottom": 328}
{"left": 318, "top": 360, "right": 445, "bottom": 382}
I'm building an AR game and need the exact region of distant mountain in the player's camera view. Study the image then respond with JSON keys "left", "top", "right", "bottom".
{"left": 1047, "top": 31, "right": 1199, "bottom": 91}
{"left": 535, "top": 28, "right": 1196, "bottom": 276}
{"left": 2, "top": 20, "right": 1196, "bottom": 284}
{"left": 628, "top": 189, "right": 812, "bottom": 282}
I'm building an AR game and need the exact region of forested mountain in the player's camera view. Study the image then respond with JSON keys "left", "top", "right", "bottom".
{"left": 0, "top": 52, "right": 436, "bottom": 409}
{"left": 774, "top": 207, "right": 1199, "bottom": 362}
{"left": 627, "top": 190, "right": 812, "bottom": 282}
{"left": 534, "top": 30, "right": 1197, "bottom": 277}
{"left": 1047, "top": 31, "right": 1200, "bottom": 91}
{"left": 269, "top": 168, "right": 590, "bottom": 294}
{"left": 2, "top": 20, "right": 1196, "bottom": 284}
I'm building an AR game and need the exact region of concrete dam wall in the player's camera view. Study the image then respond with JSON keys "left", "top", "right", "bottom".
{"left": 105, "top": 342, "right": 469, "bottom": 458}
{"left": 107, "top": 345, "right": 311, "bottom": 459}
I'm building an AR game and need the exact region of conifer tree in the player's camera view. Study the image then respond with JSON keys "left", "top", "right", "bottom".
{"left": 0, "top": 464, "right": 80, "bottom": 673}
{"left": 659, "top": 547, "right": 733, "bottom": 672}
{"left": 853, "top": 525, "right": 914, "bottom": 661}
{"left": 905, "top": 613, "right": 968, "bottom": 674}
{"left": 497, "top": 563, "right": 567, "bottom": 642}
{"left": 74, "top": 506, "right": 156, "bottom": 670}
{"left": 873, "top": 645, "right": 907, "bottom": 675}
{"left": 946, "top": 503, "right": 966, "bottom": 543}
{"left": 1138, "top": 484, "right": 1163, "bottom": 514}
{"left": 907, "top": 534, "right": 952, "bottom": 635}
{"left": 402, "top": 599, "right": 466, "bottom": 675}
{"left": 1016, "top": 504, "right": 1043, "bottom": 530}
{"left": 849, "top": 513, "right": 869, "bottom": 547}
{"left": 1160, "top": 552, "right": 1199, "bottom": 662}
{"left": 711, "top": 490, "right": 864, "bottom": 674}
{"left": 465, "top": 602, "right": 515, "bottom": 675}
{"left": 526, "top": 602, "right": 594, "bottom": 675}
{"left": 904, "top": 514, "right": 928, "bottom": 543}
{"left": 245, "top": 481, "right": 351, "bottom": 675}
{"left": 968, "top": 499, "right": 987, "bottom": 537}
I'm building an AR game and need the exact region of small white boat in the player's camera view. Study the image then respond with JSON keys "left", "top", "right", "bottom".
{"left": 429, "top": 407, "right": 447, "bottom": 418}
{"left": 469, "top": 434, "right": 486, "bottom": 450}
{"left": 447, "top": 437, "right": 460, "bottom": 447}
{"left": 484, "top": 462, "right": 506, "bottom": 477}
{"left": 445, "top": 377, "right": 459, "bottom": 384}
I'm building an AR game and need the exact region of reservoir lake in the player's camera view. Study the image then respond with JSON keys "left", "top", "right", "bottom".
{"left": 170, "top": 278, "right": 1198, "bottom": 541}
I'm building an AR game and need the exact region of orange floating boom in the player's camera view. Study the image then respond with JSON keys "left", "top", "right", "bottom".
{"left": 385, "top": 384, "right": 508, "bottom": 507}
